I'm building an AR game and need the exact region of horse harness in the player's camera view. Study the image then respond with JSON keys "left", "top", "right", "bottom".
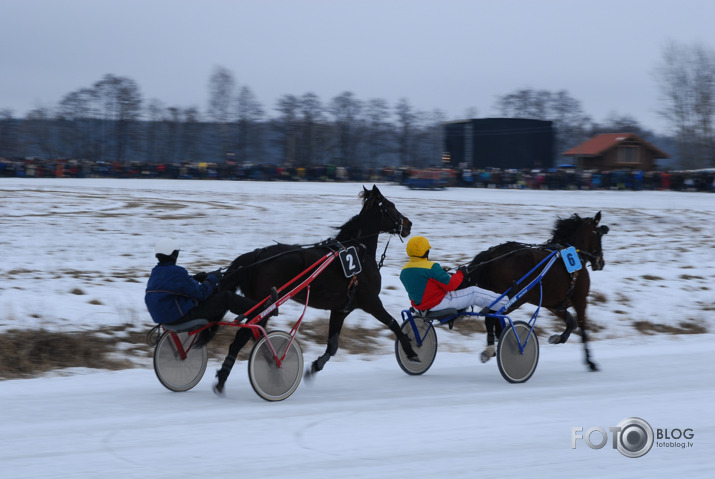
{"left": 465, "top": 242, "right": 588, "bottom": 312}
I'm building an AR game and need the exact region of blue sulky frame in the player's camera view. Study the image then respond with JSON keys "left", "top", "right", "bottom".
{"left": 398, "top": 247, "right": 576, "bottom": 383}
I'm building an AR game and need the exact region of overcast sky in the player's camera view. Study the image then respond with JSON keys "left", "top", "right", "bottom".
{"left": 2, "top": 0, "right": 714, "bottom": 134}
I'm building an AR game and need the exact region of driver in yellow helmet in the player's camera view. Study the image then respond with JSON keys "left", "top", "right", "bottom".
{"left": 399, "top": 236, "right": 508, "bottom": 360}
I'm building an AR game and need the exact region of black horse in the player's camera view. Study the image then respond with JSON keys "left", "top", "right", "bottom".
{"left": 214, "top": 185, "right": 415, "bottom": 392}
{"left": 462, "top": 211, "right": 609, "bottom": 371}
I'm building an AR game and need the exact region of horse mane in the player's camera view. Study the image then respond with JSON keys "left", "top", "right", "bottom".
{"left": 334, "top": 215, "right": 360, "bottom": 239}
{"left": 333, "top": 188, "right": 375, "bottom": 239}
{"left": 550, "top": 214, "right": 585, "bottom": 244}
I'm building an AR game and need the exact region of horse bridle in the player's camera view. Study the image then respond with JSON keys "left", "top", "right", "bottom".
{"left": 576, "top": 224, "right": 609, "bottom": 267}
{"left": 377, "top": 198, "right": 405, "bottom": 237}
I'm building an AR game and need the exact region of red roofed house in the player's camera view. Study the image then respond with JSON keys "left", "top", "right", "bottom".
{"left": 562, "top": 133, "right": 669, "bottom": 171}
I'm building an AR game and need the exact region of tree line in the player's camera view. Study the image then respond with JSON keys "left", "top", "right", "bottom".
{"left": 0, "top": 40, "right": 713, "bottom": 169}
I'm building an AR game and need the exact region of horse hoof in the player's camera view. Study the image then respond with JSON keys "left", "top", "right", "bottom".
{"left": 212, "top": 382, "right": 225, "bottom": 396}
{"left": 548, "top": 334, "right": 562, "bottom": 344}
{"left": 305, "top": 362, "right": 321, "bottom": 380}
{"left": 480, "top": 345, "right": 495, "bottom": 363}
{"left": 408, "top": 355, "right": 421, "bottom": 363}
{"left": 588, "top": 362, "right": 599, "bottom": 372}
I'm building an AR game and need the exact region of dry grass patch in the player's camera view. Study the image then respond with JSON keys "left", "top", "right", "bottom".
{"left": 633, "top": 321, "right": 707, "bottom": 335}
{"left": 589, "top": 291, "right": 608, "bottom": 304}
{"left": 0, "top": 329, "right": 135, "bottom": 379}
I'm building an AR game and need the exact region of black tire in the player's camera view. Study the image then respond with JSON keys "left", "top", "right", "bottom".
{"left": 154, "top": 331, "right": 208, "bottom": 392}
{"left": 395, "top": 318, "right": 438, "bottom": 375}
{"left": 248, "top": 331, "right": 303, "bottom": 402}
{"left": 496, "top": 320, "right": 539, "bottom": 383}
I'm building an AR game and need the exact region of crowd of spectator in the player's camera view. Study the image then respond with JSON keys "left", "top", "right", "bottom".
{"left": 1, "top": 157, "right": 714, "bottom": 192}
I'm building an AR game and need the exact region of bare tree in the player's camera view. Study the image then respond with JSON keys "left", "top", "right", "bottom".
{"left": 462, "top": 106, "right": 479, "bottom": 120}
{"left": 495, "top": 88, "right": 592, "bottom": 157}
{"left": 24, "top": 107, "right": 59, "bottom": 159}
{"left": 207, "top": 66, "right": 237, "bottom": 159}
{"left": 364, "top": 98, "right": 392, "bottom": 168}
{"left": 420, "top": 109, "right": 446, "bottom": 167}
{"left": 57, "top": 88, "right": 101, "bottom": 160}
{"left": 145, "top": 99, "right": 167, "bottom": 163}
{"left": 180, "top": 107, "right": 202, "bottom": 164}
{"left": 297, "top": 92, "right": 326, "bottom": 166}
{"left": 274, "top": 94, "right": 301, "bottom": 164}
{"left": 395, "top": 98, "right": 416, "bottom": 166}
{"left": 593, "top": 112, "right": 650, "bottom": 137}
{"left": 0, "top": 109, "right": 19, "bottom": 158}
{"left": 93, "top": 74, "right": 142, "bottom": 162}
{"left": 236, "top": 85, "right": 265, "bottom": 164}
{"left": 329, "top": 91, "right": 362, "bottom": 167}
{"left": 655, "top": 40, "right": 715, "bottom": 168}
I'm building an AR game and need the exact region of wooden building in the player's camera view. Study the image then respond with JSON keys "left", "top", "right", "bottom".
{"left": 562, "top": 133, "right": 669, "bottom": 171}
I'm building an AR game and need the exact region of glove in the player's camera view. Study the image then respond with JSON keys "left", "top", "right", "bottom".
{"left": 208, "top": 268, "right": 224, "bottom": 280}
{"left": 193, "top": 272, "right": 208, "bottom": 282}
{"left": 457, "top": 265, "right": 469, "bottom": 276}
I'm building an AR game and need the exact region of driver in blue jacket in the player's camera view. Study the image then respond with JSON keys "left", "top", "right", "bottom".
{"left": 145, "top": 238, "right": 257, "bottom": 346}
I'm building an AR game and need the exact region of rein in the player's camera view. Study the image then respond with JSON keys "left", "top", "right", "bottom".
{"left": 225, "top": 196, "right": 405, "bottom": 276}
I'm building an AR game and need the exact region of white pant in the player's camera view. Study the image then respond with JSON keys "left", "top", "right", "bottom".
{"left": 431, "top": 286, "right": 508, "bottom": 312}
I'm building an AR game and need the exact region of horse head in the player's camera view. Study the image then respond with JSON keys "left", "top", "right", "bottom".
{"left": 552, "top": 211, "right": 609, "bottom": 271}
{"left": 360, "top": 185, "right": 412, "bottom": 238}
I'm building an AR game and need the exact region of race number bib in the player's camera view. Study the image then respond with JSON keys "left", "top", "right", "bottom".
{"left": 339, "top": 246, "right": 362, "bottom": 277}
{"left": 560, "top": 246, "right": 582, "bottom": 273}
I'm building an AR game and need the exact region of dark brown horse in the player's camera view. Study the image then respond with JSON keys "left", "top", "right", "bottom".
{"left": 214, "top": 185, "right": 415, "bottom": 392}
{"left": 462, "top": 212, "right": 609, "bottom": 371}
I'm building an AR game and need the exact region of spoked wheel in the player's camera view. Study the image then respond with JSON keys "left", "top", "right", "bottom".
{"left": 154, "top": 331, "right": 208, "bottom": 392}
{"left": 248, "top": 331, "right": 304, "bottom": 402}
{"left": 395, "top": 318, "right": 438, "bottom": 375}
{"left": 496, "top": 320, "right": 539, "bottom": 383}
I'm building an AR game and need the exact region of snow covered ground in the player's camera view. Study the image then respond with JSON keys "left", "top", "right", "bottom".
{"left": 0, "top": 179, "right": 713, "bottom": 477}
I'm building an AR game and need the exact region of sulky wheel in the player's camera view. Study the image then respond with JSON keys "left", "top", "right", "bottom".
{"left": 395, "top": 318, "right": 438, "bottom": 375}
{"left": 496, "top": 320, "right": 539, "bottom": 383}
{"left": 248, "top": 331, "right": 304, "bottom": 402}
{"left": 154, "top": 330, "right": 208, "bottom": 392}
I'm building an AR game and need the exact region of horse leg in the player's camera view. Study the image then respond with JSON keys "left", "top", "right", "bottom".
{"left": 306, "top": 310, "right": 349, "bottom": 378}
{"left": 580, "top": 326, "right": 598, "bottom": 371}
{"left": 214, "top": 318, "right": 267, "bottom": 394}
{"left": 361, "top": 301, "right": 419, "bottom": 362}
{"left": 573, "top": 302, "right": 599, "bottom": 372}
{"left": 480, "top": 316, "right": 498, "bottom": 363}
{"left": 547, "top": 309, "right": 576, "bottom": 345}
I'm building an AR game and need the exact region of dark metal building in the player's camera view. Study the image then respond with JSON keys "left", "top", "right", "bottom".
{"left": 443, "top": 118, "right": 555, "bottom": 170}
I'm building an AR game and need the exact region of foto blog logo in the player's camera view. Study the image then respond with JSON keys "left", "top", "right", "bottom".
{"left": 572, "top": 417, "right": 695, "bottom": 458}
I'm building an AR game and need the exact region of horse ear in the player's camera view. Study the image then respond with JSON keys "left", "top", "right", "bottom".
{"left": 359, "top": 185, "right": 369, "bottom": 200}
{"left": 372, "top": 184, "right": 384, "bottom": 199}
{"left": 595, "top": 211, "right": 601, "bottom": 224}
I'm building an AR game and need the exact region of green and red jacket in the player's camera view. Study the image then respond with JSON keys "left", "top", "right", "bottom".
{"left": 400, "top": 257, "right": 464, "bottom": 310}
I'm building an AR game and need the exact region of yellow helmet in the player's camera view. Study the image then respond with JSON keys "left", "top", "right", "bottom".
{"left": 406, "top": 236, "right": 431, "bottom": 258}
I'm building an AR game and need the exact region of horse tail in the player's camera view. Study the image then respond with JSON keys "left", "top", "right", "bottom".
{"left": 220, "top": 248, "right": 265, "bottom": 293}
